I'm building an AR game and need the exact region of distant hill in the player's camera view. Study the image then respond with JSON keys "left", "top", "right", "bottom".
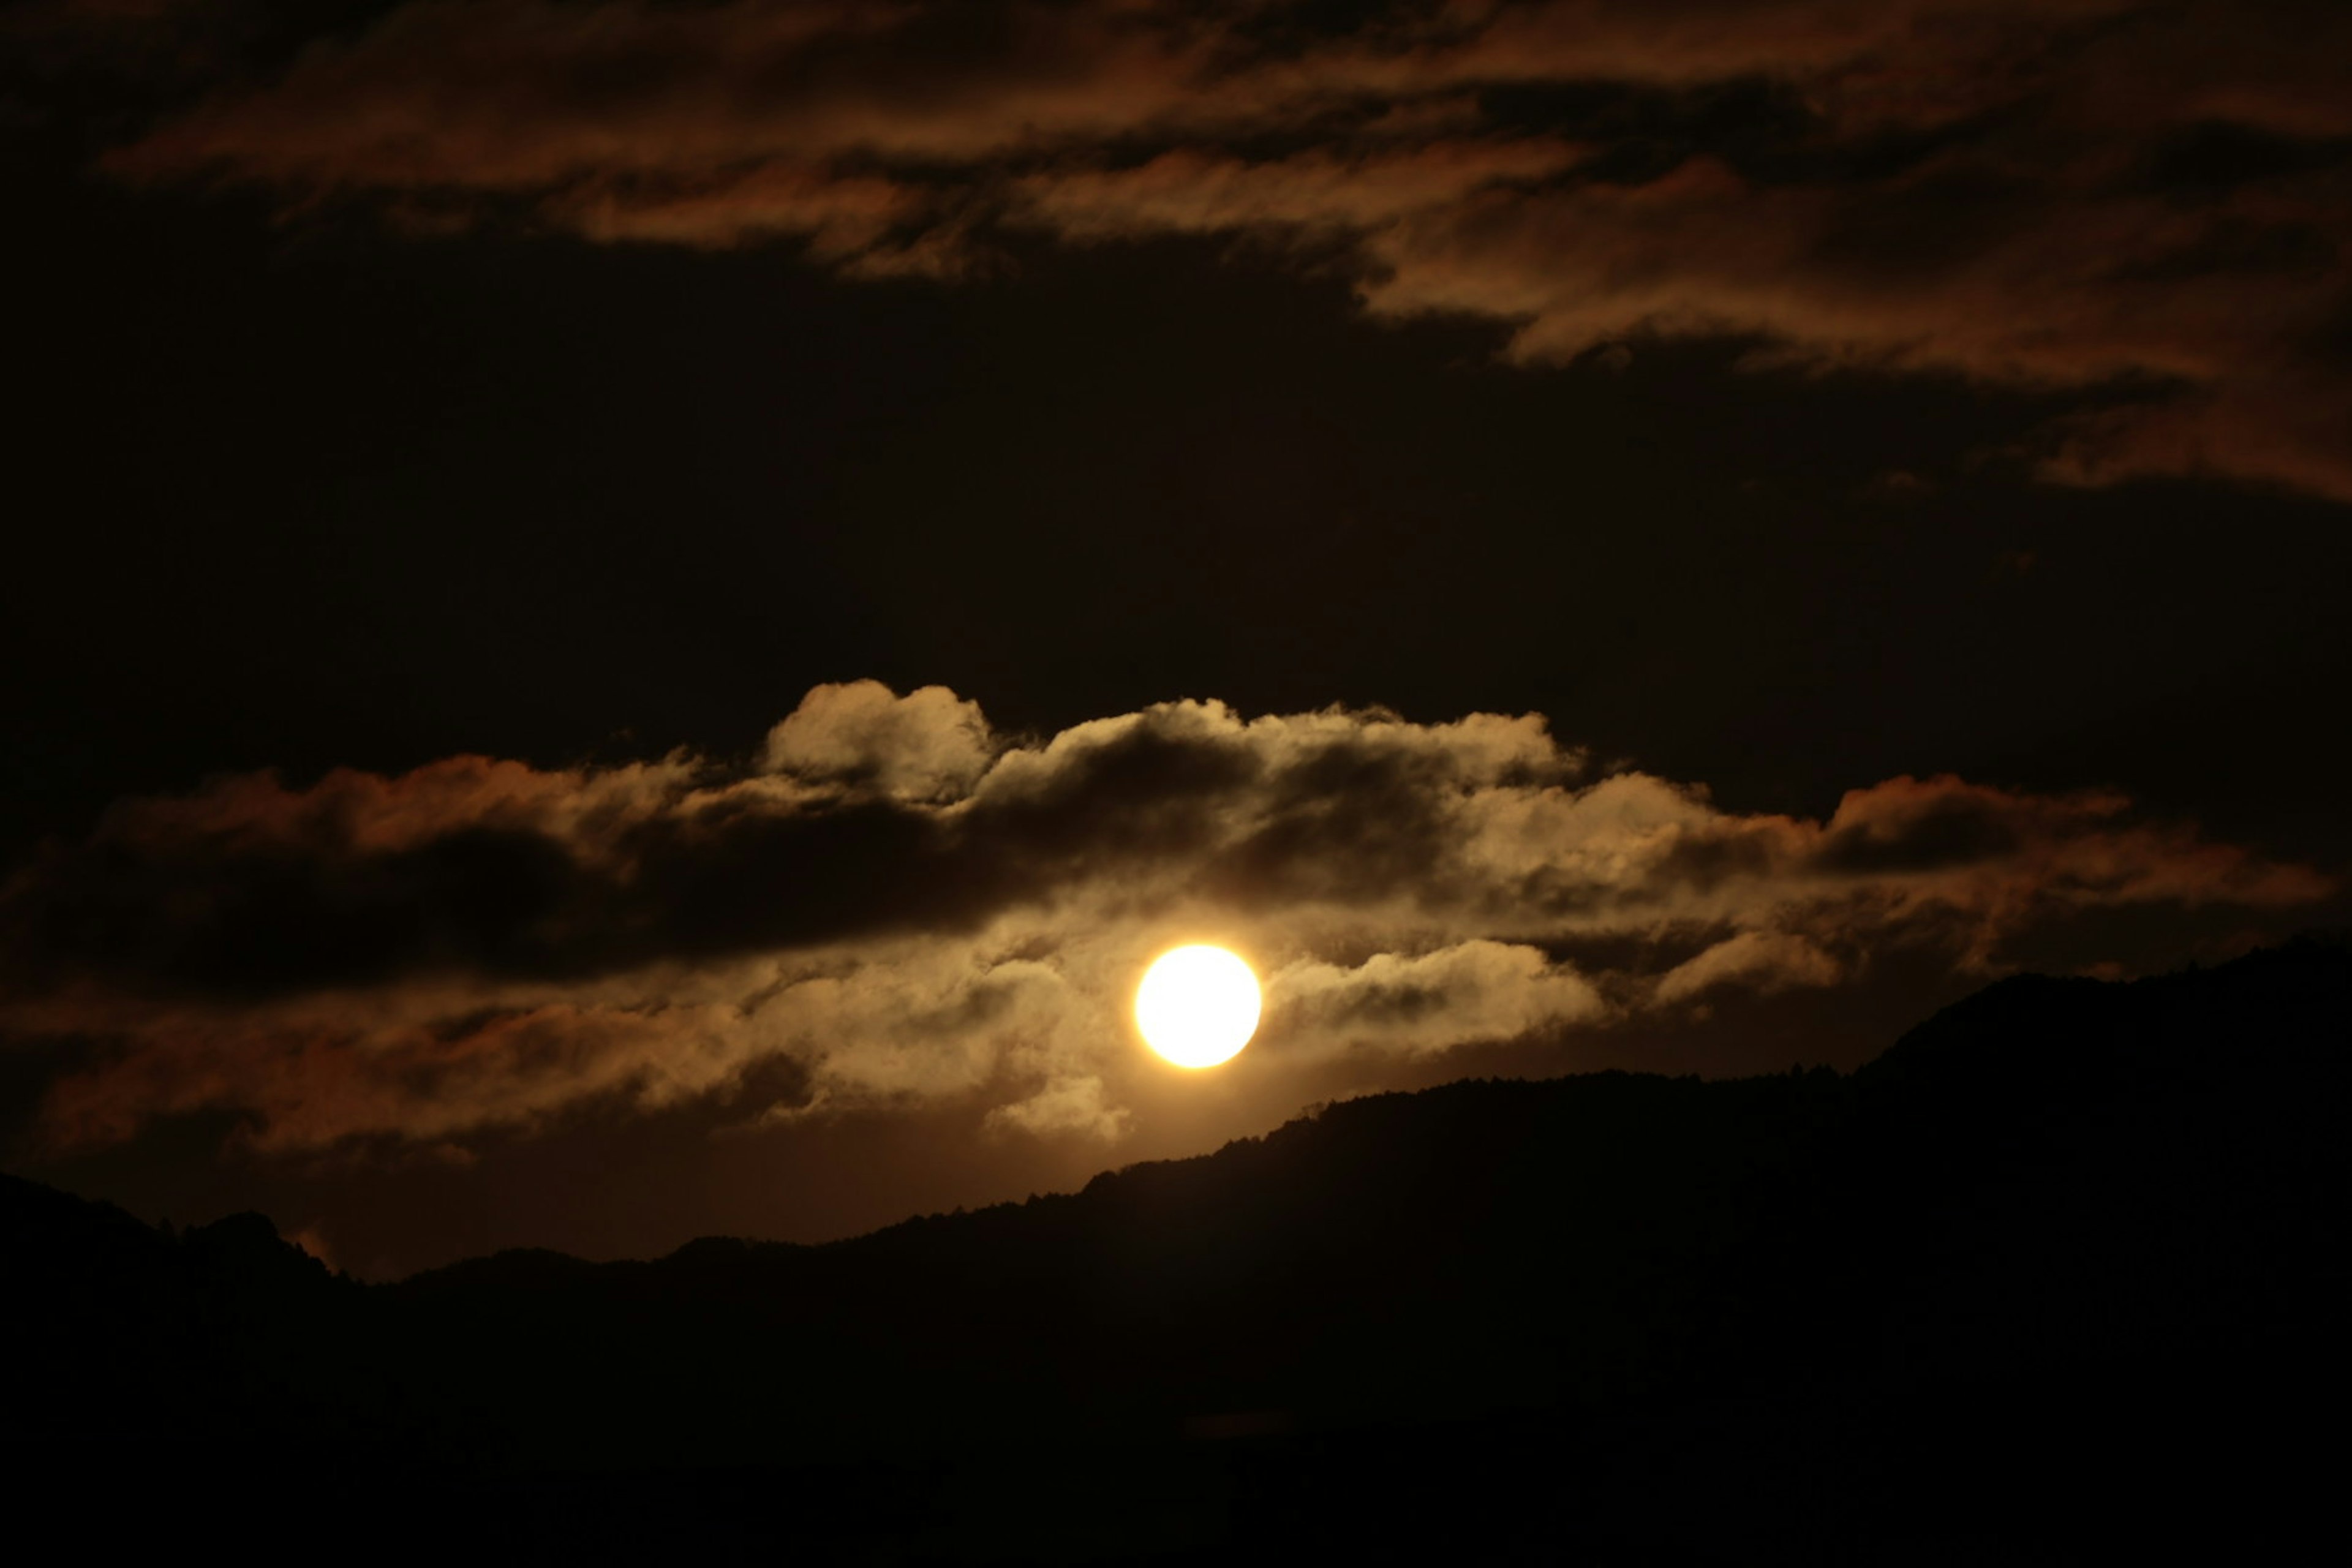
{"left": 7, "top": 941, "right": 2348, "bottom": 1561}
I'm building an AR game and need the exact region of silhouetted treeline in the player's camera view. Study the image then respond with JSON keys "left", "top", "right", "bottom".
{"left": 7, "top": 941, "right": 2349, "bottom": 1561}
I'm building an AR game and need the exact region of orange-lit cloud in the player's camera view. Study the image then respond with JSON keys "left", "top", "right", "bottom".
{"left": 4, "top": 682, "right": 2329, "bottom": 1155}
{"left": 76, "top": 0, "right": 2352, "bottom": 500}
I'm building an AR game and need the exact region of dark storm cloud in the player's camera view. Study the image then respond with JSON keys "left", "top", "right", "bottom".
{"left": 56, "top": 0, "right": 2351, "bottom": 499}
{"left": 0, "top": 684, "right": 2330, "bottom": 1155}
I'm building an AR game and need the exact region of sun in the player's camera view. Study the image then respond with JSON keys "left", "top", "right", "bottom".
{"left": 1135, "top": 945, "right": 1262, "bottom": 1068}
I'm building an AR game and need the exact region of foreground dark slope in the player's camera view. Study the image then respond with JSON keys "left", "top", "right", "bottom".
{"left": 8, "top": 943, "right": 2350, "bottom": 1560}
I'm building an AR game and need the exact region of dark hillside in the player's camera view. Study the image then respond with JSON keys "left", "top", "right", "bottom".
{"left": 7, "top": 941, "right": 2348, "bottom": 1561}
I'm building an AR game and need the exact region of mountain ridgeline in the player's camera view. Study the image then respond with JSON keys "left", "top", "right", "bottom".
{"left": 7, "top": 943, "right": 2349, "bottom": 1561}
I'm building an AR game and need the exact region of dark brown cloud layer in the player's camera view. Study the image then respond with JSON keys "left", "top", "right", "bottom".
{"left": 2, "top": 684, "right": 2329, "bottom": 1155}
{"left": 81, "top": 0, "right": 2352, "bottom": 499}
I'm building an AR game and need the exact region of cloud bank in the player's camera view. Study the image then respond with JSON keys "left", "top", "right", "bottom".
{"left": 2, "top": 682, "right": 2328, "bottom": 1154}
{"left": 74, "top": 0, "right": 2352, "bottom": 499}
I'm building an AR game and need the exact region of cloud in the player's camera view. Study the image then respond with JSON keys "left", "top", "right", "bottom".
{"left": 62, "top": 0, "right": 2352, "bottom": 500}
{"left": 762, "top": 680, "right": 999, "bottom": 802}
{"left": 1267, "top": 941, "right": 1609, "bottom": 1061}
{"left": 985, "top": 1074, "right": 1131, "bottom": 1142}
{"left": 1653, "top": 930, "right": 1842, "bottom": 1005}
{"left": 1011, "top": 138, "right": 1587, "bottom": 242}
{"left": 1, "top": 682, "right": 2330, "bottom": 1155}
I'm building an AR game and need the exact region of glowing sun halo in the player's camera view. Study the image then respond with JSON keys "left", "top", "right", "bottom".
{"left": 1135, "top": 945, "right": 1262, "bottom": 1068}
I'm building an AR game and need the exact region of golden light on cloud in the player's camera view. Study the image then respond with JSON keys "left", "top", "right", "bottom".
{"left": 1135, "top": 945, "right": 1262, "bottom": 1069}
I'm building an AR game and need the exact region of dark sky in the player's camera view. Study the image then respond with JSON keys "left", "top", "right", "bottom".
{"left": 5, "top": 0, "right": 2348, "bottom": 1277}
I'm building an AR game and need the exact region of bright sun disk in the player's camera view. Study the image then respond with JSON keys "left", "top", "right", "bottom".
{"left": 1135, "top": 945, "right": 1261, "bottom": 1068}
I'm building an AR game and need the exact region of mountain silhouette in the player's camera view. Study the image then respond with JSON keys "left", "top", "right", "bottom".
{"left": 7, "top": 940, "right": 2348, "bottom": 1561}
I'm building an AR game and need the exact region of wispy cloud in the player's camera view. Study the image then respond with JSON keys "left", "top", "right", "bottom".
{"left": 51, "top": 0, "right": 2343, "bottom": 499}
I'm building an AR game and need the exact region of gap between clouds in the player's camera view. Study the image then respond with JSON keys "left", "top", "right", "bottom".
{"left": 1, "top": 681, "right": 2329, "bottom": 1155}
